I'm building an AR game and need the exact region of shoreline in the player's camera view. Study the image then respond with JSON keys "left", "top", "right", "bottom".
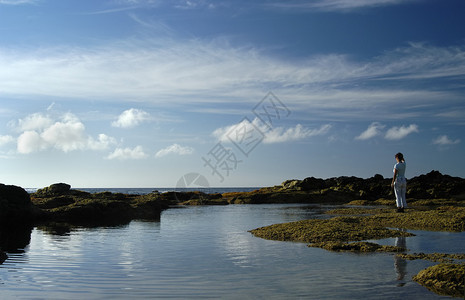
{"left": 2, "top": 170, "right": 465, "bottom": 298}
{"left": 1, "top": 169, "right": 464, "bottom": 226}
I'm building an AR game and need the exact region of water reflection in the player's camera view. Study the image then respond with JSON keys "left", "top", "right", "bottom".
{"left": 1, "top": 205, "right": 463, "bottom": 299}
{"left": 0, "top": 224, "right": 32, "bottom": 254}
{"left": 394, "top": 229, "right": 408, "bottom": 287}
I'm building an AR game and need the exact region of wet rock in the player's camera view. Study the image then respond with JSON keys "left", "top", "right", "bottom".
{"left": 397, "top": 252, "right": 465, "bottom": 263}
{"left": 0, "top": 250, "right": 6, "bottom": 264}
{"left": 413, "top": 264, "right": 465, "bottom": 298}
{"left": 0, "top": 184, "right": 34, "bottom": 223}
{"left": 309, "top": 241, "right": 405, "bottom": 253}
{"left": 249, "top": 216, "right": 414, "bottom": 244}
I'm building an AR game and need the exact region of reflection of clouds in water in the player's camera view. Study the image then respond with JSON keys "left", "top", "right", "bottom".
{"left": 216, "top": 205, "right": 321, "bottom": 268}
{"left": 220, "top": 231, "right": 258, "bottom": 268}
{"left": 116, "top": 221, "right": 161, "bottom": 275}
{"left": 394, "top": 229, "right": 407, "bottom": 286}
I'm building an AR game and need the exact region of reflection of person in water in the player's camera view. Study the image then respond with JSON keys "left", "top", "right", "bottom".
{"left": 394, "top": 229, "right": 407, "bottom": 286}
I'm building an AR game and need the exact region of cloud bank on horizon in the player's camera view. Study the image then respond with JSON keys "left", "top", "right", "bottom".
{"left": 0, "top": 0, "right": 464, "bottom": 187}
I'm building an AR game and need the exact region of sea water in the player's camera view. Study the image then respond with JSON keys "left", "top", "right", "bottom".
{"left": 1, "top": 190, "right": 463, "bottom": 299}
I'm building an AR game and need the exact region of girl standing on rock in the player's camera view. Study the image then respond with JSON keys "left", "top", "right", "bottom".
{"left": 391, "top": 152, "right": 407, "bottom": 212}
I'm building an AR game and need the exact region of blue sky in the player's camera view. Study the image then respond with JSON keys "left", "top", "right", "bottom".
{"left": 1, "top": 0, "right": 464, "bottom": 188}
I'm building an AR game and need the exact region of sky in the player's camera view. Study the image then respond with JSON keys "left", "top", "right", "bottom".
{"left": 0, "top": 0, "right": 464, "bottom": 188}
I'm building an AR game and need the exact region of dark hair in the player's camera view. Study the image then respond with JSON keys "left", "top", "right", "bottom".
{"left": 395, "top": 152, "right": 405, "bottom": 162}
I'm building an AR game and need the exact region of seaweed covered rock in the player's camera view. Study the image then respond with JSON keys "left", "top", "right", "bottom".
{"left": 309, "top": 241, "right": 405, "bottom": 253}
{"left": 249, "top": 216, "right": 413, "bottom": 244}
{"left": 35, "top": 183, "right": 71, "bottom": 197}
{"left": 31, "top": 189, "right": 171, "bottom": 224}
{"left": 413, "top": 264, "right": 465, "bottom": 298}
{"left": 0, "top": 184, "right": 34, "bottom": 223}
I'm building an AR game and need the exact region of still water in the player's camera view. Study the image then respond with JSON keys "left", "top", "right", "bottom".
{"left": 1, "top": 204, "right": 463, "bottom": 299}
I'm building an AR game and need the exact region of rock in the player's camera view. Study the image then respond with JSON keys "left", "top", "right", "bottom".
{"left": 30, "top": 189, "right": 172, "bottom": 224}
{"left": 0, "top": 250, "right": 7, "bottom": 264}
{"left": 0, "top": 184, "right": 33, "bottom": 223}
{"left": 35, "top": 183, "right": 71, "bottom": 197}
{"left": 413, "top": 263, "right": 465, "bottom": 298}
{"left": 298, "top": 177, "right": 326, "bottom": 191}
{"left": 281, "top": 179, "right": 301, "bottom": 190}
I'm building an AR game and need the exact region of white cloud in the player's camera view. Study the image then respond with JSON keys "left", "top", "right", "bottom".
{"left": 213, "top": 118, "right": 331, "bottom": 144}
{"left": 17, "top": 113, "right": 53, "bottom": 131}
{"left": 106, "top": 146, "right": 148, "bottom": 160}
{"left": 112, "top": 108, "right": 150, "bottom": 128}
{"left": 432, "top": 135, "right": 460, "bottom": 146}
{"left": 264, "top": 124, "right": 332, "bottom": 143}
{"left": 17, "top": 131, "right": 46, "bottom": 154}
{"left": 15, "top": 112, "right": 115, "bottom": 154}
{"left": 155, "top": 143, "right": 194, "bottom": 158}
{"left": 40, "top": 113, "right": 87, "bottom": 152}
{"left": 0, "top": 135, "right": 14, "bottom": 147}
{"left": 355, "top": 122, "right": 385, "bottom": 140}
{"left": 385, "top": 124, "right": 419, "bottom": 140}
{"left": 88, "top": 134, "right": 117, "bottom": 151}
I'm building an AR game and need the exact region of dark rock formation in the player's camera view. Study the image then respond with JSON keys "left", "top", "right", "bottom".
{"left": 3, "top": 170, "right": 464, "bottom": 225}
{"left": 0, "top": 249, "right": 6, "bottom": 264}
{"left": 30, "top": 184, "right": 171, "bottom": 224}
{"left": 223, "top": 170, "right": 465, "bottom": 205}
{"left": 34, "top": 183, "right": 71, "bottom": 197}
{"left": 407, "top": 170, "right": 465, "bottom": 199}
{"left": 0, "top": 184, "right": 34, "bottom": 224}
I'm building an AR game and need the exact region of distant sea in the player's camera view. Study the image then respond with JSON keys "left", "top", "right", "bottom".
{"left": 25, "top": 187, "right": 261, "bottom": 195}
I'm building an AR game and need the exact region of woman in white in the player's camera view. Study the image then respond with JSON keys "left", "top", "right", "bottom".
{"left": 391, "top": 152, "right": 407, "bottom": 212}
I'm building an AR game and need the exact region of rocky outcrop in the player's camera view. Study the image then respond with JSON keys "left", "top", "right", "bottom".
{"left": 35, "top": 183, "right": 71, "bottom": 197}
{"left": 31, "top": 184, "right": 171, "bottom": 224}
{"left": 0, "top": 184, "right": 34, "bottom": 224}
{"left": 222, "top": 171, "right": 465, "bottom": 205}
{"left": 277, "top": 170, "right": 465, "bottom": 201}
{"left": 2, "top": 170, "right": 464, "bottom": 224}
{"left": 413, "top": 264, "right": 465, "bottom": 298}
{"left": 29, "top": 184, "right": 226, "bottom": 224}
{"left": 0, "top": 249, "right": 6, "bottom": 264}
{"left": 0, "top": 249, "right": 8, "bottom": 265}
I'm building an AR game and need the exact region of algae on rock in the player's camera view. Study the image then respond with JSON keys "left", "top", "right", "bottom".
{"left": 413, "top": 264, "right": 465, "bottom": 298}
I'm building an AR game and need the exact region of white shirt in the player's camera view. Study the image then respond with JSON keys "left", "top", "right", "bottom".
{"left": 394, "top": 162, "right": 406, "bottom": 178}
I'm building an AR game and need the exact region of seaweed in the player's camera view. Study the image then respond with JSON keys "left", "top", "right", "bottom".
{"left": 413, "top": 264, "right": 465, "bottom": 298}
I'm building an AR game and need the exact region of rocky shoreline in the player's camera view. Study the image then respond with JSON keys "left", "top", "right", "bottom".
{"left": 1, "top": 170, "right": 464, "bottom": 226}
{"left": 1, "top": 170, "right": 465, "bottom": 297}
